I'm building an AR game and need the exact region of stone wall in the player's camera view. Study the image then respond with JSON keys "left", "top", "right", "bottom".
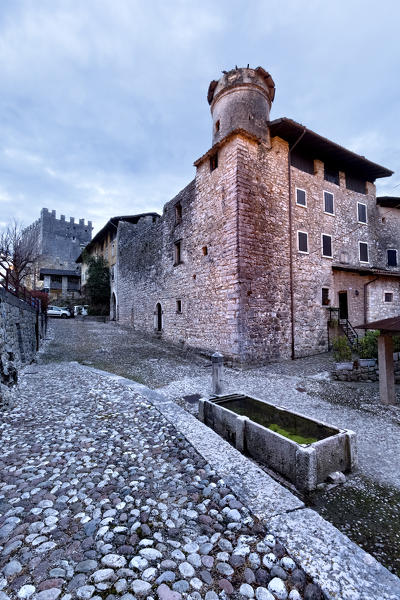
{"left": 116, "top": 125, "right": 400, "bottom": 363}
{"left": 332, "top": 356, "right": 400, "bottom": 383}
{"left": 0, "top": 288, "right": 43, "bottom": 406}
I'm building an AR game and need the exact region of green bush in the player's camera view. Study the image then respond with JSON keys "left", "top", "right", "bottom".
{"left": 358, "top": 330, "right": 379, "bottom": 359}
{"left": 393, "top": 336, "right": 400, "bottom": 352}
{"left": 332, "top": 336, "right": 352, "bottom": 362}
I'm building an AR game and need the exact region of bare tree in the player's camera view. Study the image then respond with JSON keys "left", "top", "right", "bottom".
{"left": 0, "top": 221, "right": 39, "bottom": 291}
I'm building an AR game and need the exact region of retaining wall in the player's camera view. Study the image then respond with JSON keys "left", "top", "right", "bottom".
{"left": 0, "top": 288, "right": 44, "bottom": 406}
{"left": 332, "top": 356, "right": 400, "bottom": 382}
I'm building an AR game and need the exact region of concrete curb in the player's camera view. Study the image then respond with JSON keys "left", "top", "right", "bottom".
{"left": 75, "top": 363, "right": 400, "bottom": 600}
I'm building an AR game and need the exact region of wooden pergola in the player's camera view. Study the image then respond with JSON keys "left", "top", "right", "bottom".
{"left": 356, "top": 316, "right": 400, "bottom": 405}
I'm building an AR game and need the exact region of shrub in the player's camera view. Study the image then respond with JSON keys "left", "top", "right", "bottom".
{"left": 332, "top": 336, "right": 352, "bottom": 362}
{"left": 358, "top": 330, "right": 379, "bottom": 359}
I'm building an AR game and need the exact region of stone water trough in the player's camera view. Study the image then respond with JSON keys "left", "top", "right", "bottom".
{"left": 199, "top": 393, "right": 357, "bottom": 491}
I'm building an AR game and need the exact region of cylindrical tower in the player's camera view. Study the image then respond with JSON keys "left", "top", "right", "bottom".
{"left": 207, "top": 66, "right": 275, "bottom": 145}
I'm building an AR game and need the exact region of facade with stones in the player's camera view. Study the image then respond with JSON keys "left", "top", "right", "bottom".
{"left": 26, "top": 208, "right": 93, "bottom": 300}
{"left": 115, "top": 67, "right": 398, "bottom": 363}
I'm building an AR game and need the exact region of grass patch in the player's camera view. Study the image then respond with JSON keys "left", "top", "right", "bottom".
{"left": 268, "top": 423, "right": 317, "bottom": 445}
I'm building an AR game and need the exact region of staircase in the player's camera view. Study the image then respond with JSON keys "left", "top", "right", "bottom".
{"left": 340, "top": 318, "right": 359, "bottom": 349}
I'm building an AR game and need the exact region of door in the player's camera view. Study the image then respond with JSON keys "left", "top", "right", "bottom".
{"left": 338, "top": 291, "right": 348, "bottom": 320}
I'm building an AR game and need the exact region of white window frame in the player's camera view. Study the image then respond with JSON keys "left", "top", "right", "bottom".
{"left": 295, "top": 187, "right": 307, "bottom": 208}
{"left": 387, "top": 248, "right": 398, "bottom": 267}
{"left": 384, "top": 291, "right": 394, "bottom": 303}
{"left": 357, "top": 202, "right": 367, "bottom": 224}
{"left": 323, "top": 190, "right": 335, "bottom": 215}
{"left": 359, "top": 241, "right": 369, "bottom": 263}
{"left": 297, "top": 230, "right": 309, "bottom": 254}
{"left": 321, "top": 233, "right": 333, "bottom": 258}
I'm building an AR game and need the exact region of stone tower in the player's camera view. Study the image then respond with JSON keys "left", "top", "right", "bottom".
{"left": 207, "top": 66, "right": 275, "bottom": 144}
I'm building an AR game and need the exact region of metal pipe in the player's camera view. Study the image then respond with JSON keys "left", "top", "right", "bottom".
{"left": 363, "top": 277, "right": 378, "bottom": 324}
{"left": 288, "top": 128, "right": 306, "bottom": 360}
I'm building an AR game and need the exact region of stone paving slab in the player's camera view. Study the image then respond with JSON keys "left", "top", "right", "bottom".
{"left": 1, "top": 361, "right": 325, "bottom": 600}
{"left": 268, "top": 509, "right": 400, "bottom": 600}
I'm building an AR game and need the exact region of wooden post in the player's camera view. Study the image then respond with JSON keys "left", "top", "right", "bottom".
{"left": 211, "top": 352, "right": 224, "bottom": 396}
{"left": 378, "top": 334, "right": 396, "bottom": 405}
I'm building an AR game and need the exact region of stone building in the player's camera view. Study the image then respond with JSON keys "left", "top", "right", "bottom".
{"left": 26, "top": 208, "right": 92, "bottom": 300}
{"left": 115, "top": 66, "right": 398, "bottom": 364}
{"left": 76, "top": 213, "right": 158, "bottom": 318}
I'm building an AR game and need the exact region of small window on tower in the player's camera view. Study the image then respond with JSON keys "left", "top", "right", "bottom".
{"left": 387, "top": 249, "right": 397, "bottom": 267}
{"left": 176, "top": 299, "right": 182, "bottom": 313}
{"left": 202, "top": 246, "right": 208, "bottom": 256}
{"left": 174, "top": 240, "right": 182, "bottom": 265}
{"left": 210, "top": 153, "right": 218, "bottom": 172}
{"left": 175, "top": 202, "right": 182, "bottom": 224}
{"left": 215, "top": 120, "right": 220, "bottom": 132}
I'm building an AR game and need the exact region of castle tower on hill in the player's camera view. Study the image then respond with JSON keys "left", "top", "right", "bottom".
{"left": 25, "top": 208, "right": 93, "bottom": 300}
{"left": 207, "top": 66, "right": 275, "bottom": 144}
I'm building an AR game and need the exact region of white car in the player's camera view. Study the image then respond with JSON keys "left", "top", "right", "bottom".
{"left": 47, "top": 305, "right": 70, "bottom": 318}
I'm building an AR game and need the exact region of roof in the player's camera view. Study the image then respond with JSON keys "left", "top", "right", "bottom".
{"left": 355, "top": 316, "right": 400, "bottom": 332}
{"left": 268, "top": 118, "right": 393, "bottom": 181}
{"left": 40, "top": 269, "right": 80, "bottom": 277}
{"left": 332, "top": 265, "right": 400, "bottom": 278}
{"left": 76, "top": 213, "right": 160, "bottom": 262}
{"left": 376, "top": 196, "right": 400, "bottom": 208}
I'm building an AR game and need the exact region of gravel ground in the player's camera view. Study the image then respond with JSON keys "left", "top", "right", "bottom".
{"left": 0, "top": 362, "right": 324, "bottom": 600}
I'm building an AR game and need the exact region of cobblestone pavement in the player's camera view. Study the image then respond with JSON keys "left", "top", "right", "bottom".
{"left": 43, "top": 321, "right": 400, "bottom": 490}
{"left": 39, "top": 321, "right": 400, "bottom": 578}
{"left": 0, "top": 362, "right": 326, "bottom": 600}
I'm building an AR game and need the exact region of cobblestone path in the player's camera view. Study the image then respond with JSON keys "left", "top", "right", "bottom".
{"left": 0, "top": 363, "right": 322, "bottom": 600}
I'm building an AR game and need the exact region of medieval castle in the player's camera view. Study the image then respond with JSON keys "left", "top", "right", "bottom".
{"left": 26, "top": 208, "right": 92, "bottom": 299}
{"left": 112, "top": 66, "right": 399, "bottom": 363}
{"left": 28, "top": 66, "right": 399, "bottom": 363}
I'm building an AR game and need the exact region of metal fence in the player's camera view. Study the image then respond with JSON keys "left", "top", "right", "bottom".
{"left": 0, "top": 268, "right": 42, "bottom": 311}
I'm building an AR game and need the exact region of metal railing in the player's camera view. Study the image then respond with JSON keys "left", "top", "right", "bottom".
{"left": 0, "top": 268, "right": 42, "bottom": 310}
{"left": 340, "top": 318, "right": 359, "bottom": 348}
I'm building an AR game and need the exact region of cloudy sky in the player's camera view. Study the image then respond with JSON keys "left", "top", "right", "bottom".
{"left": 0, "top": 0, "right": 399, "bottom": 234}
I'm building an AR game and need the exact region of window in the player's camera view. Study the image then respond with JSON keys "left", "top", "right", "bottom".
{"left": 176, "top": 299, "right": 182, "bottom": 313}
{"left": 298, "top": 231, "right": 308, "bottom": 253}
{"left": 357, "top": 203, "right": 367, "bottom": 224}
{"left": 175, "top": 202, "right": 182, "bottom": 224}
{"left": 324, "top": 191, "right": 334, "bottom": 214}
{"left": 324, "top": 164, "right": 339, "bottom": 186}
{"left": 202, "top": 246, "right": 208, "bottom": 256}
{"left": 322, "top": 234, "right": 333, "bottom": 258}
{"left": 322, "top": 288, "right": 330, "bottom": 306}
{"left": 215, "top": 120, "right": 220, "bottom": 132}
{"left": 174, "top": 240, "right": 182, "bottom": 265}
{"left": 290, "top": 151, "right": 314, "bottom": 175}
{"left": 346, "top": 174, "right": 366, "bottom": 194}
{"left": 387, "top": 249, "right": 397, "bottom": 267}
{"left": 359, "top": 242, "right": 369, "bottom": 263}
{"left": 296, "top": 188, "right": 307, "bottom": 207}
{"left": 384, "top": 292, "right": 393, "bottom": 303}
{"left": 210, "top": 153, "right": 218, "bottom": 171}
{"left": 51, "top": 275, "right": 62, "bottom": 283}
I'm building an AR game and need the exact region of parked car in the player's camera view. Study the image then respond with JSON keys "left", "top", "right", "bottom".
{"left": 47, "top": 305, "right": 71, "bottom": 318}
{"left": 73, "top": 305, "right": 89, "bottom": 316}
